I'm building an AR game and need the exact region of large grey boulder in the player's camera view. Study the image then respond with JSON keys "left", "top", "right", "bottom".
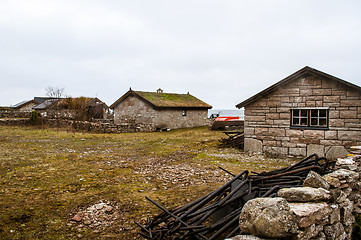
{"left": 277, "top": 187, "right": 331, "bottom": 202}
{"left": 239, "top": 197, "right": 298, "bottom": 238}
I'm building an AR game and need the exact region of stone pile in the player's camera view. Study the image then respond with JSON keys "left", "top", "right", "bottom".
{"left": 229, "top": 153, "right": 361, "bottom": 240}
{"left": 68, "top": 200, "right": 123, "bottom": 235}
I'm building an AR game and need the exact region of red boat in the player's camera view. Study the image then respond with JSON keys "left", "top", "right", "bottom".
{"left": 211, "top": 116, "right": 244, "bottom": 130}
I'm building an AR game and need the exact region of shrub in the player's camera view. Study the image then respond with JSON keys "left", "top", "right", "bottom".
{"left": 29, "top": 111, "right": 41, "bottom": 125}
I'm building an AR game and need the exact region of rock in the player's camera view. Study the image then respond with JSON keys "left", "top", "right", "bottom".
{"left": 325, "top": 146, "right": 349, "bottom": 160}
{"left": 324, "top": 222, "right": 345, "bottom": 239}
{"left": 313, "top": 231, "right": 326, "bottom": 240}
{"left": 322, "top": 175, "right": 341, "bottom": 188}
{"left": 71, "top": 214, "right": 82, "bottom": 222}
{"left": 303, "top": 171, "right": 330, "bottom": 190}
{"left": 87, "top": 206, "right": 95, "bottom": 212}
{"left": 95, "top": 203, "right": 106, "bottom": 210}
{"left": 336, "top": 157, "right": 358, "bottom": 171}
{"left": 277, "top": 187, "right": 331, "bottom": 202}
{"left": 239, "top": 197, "right": 298, "bottom": 238}
{"left": 329, "top": 204, "right": 340, "bottom": 224}
{"left": 323, "top": 169, "right": 359, "bottom": 186}
{"left": 340, "top": 199, "right": 354, "bottom": 225}
{"left": 297, "top": 224, "right": 323, "bottom": 240}
{"left": 105, "top": 206, "right": 113, "bottom": 212}
{"left": 289, "top": 202, "right": 332, "bottom": 228}
{"left": 329, "top": 188, "right": 350, "bottom": 203}
{"left": 336, "top": 157, "right": 355, "bottom": 166}
{"left": 84, "top": 220, "right": 92, "bottom": 225}
{"left": 225, "top": 236, "right": 269, "bottom": 240}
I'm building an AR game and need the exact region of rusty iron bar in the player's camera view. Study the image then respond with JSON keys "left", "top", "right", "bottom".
{"left": 145, "top": 196, "right": 208, "bottom": 240}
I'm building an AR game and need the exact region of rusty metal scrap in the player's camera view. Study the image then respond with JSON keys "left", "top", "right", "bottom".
{"left": 135, "top": 154, "right": 335, "bottom": 240}
{"left": 218, "top": 131, "right": 244, "bottom": 149}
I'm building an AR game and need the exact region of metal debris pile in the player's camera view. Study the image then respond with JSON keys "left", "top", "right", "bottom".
{"left": 135, "top": 154, "right": 335, "bottom": 240}
{"left": 218, "top": 131, "right": 244, "bottom": 149}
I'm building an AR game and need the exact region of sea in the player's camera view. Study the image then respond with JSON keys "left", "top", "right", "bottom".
{"left": 208, "top": 109, "right": 244, "bottom": 119}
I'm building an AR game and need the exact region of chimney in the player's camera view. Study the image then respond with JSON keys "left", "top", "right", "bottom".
{"left": 156, "top": 88, "right": 163, "bottom": 93}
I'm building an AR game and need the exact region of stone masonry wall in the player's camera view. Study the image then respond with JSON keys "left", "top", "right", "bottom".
{"left": 244, "top": 75, "right": 361, "bottom": 158}
{"left": 228, "top": 152, "right": 361, "bottom": 240}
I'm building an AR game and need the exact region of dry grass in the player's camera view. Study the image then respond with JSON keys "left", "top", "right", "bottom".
{"left": 0, "top": 125, "right": 298, "bottom": 239}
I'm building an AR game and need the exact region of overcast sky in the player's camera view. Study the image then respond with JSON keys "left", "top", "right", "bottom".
{"left": 1, "top": 0, "right": 361, "bottom": 109}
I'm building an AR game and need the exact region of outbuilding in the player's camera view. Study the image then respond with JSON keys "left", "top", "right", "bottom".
{"left": 110, "top": 88, "right": 212, "bottom": 131}
{"left": 236, "top": 66, "right": 361, "bottom": 159}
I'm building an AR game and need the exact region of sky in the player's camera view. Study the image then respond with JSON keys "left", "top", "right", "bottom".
{"left": 1, "top": 0, "right": 361, "bottom": 109}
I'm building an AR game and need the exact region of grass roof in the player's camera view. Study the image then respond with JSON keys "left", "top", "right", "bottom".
{"left": 135, "top": 91, "right": 212, "bottom": 108}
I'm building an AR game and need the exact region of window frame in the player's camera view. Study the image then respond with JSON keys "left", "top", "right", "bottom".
{"left": 290, "top": 107, "right": 329, "bottom": 130}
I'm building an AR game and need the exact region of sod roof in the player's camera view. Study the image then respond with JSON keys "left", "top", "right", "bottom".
{"left": 110, "top": 90, "right": 212, "bottom": 109}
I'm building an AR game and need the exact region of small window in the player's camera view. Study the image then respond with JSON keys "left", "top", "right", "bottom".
{"left": 291, "top": 108, "right": 328, "bottom": 129}
{"left": 182, "top": 110, "right": 187, "bottom": 116}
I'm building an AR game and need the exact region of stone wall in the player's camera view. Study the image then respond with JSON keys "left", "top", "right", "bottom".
{"left": 0, "top": 109, "right": 32, "bottom": 118}
{"left": 0, "top": 118, "right": 30, "bottom": 126}
{"left": 43, "top": 118, "right": 154, "bottom": 133}
{"left": 113, "top": 95, "right": 209, "bottom": 131}
{"left": 228, "top": 153, "right": 361, "bottom": 240}
{"left": 244, "top": 75, "right": 361, "bottom": 158}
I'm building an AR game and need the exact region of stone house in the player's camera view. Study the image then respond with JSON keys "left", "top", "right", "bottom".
{"left": 236, "top": 66, "right": 361, "bottom": 159}
{"left": 110, "top": 89, "right": 212, "bottom": 131}
{"left": 11, "top": 99, "right": 40, "bottom": 112}
{"left": 33, "top": 97, "right": 108, "bottom": 120}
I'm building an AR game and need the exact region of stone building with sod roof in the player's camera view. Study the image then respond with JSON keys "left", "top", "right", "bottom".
{"left": 110, "top": 88, "right": 212, "bottom": 131}
{"left": 236, "top": 66, "right": 361, "bottom": 159}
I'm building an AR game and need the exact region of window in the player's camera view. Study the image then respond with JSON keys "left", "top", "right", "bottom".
{"left": 291, "top": 108, "right": 328, "bottom": 129}
{"left": 182, "top": 110, "right": 187, "bottom": 116}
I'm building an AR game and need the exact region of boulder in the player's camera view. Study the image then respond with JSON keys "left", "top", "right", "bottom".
{"left": 277, "top": 187, "right": 331, "bottom": 202}
{"left": 303, "top": 171, "right": 330, "bottom": 190}
{"left": 239, "top": 197, "right": 298, "bottom": 238}
{"left": 289, "top": 202, "right": 332, "bottom": 228}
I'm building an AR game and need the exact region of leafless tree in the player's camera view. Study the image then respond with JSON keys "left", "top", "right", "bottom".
{"left": 45, "top": 86, "right": 65, "bottom": 98}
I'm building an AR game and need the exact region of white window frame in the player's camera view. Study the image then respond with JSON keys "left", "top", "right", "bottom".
{"left": 290, "top": 107, "right": 329, "bottom": 129}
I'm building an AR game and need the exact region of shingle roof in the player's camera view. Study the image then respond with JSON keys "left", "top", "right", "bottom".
{"left": 236, "top": 66, "right": 361, "bottom": 108}
{"left": 110, "top": 89, "right": 212, "bottom": 109}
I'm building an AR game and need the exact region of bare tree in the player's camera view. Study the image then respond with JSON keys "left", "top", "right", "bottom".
{"left": 45, "top": 86, "right": 65, "bottom": 98}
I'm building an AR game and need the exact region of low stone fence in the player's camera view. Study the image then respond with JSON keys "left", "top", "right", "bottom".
{"left": 228, "top": 153, "right": 361, "bottom": 240}
{"left": 0, "top": 114, "right": 155, "bottom": 133}
{"left": 44, "top": 118, "right": 154, "bottom": 133}
{"left": 0, "top": 109, "right": 31, "bottom": 118}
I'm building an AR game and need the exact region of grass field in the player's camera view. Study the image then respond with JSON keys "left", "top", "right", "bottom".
{"left": 0, "top": 125, "right": 298, "bottom": 239}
